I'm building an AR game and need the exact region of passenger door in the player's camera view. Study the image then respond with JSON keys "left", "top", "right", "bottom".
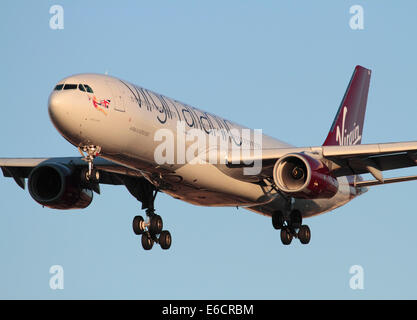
{"left": 106, "top": 80, "right": 126, "bottom": 112}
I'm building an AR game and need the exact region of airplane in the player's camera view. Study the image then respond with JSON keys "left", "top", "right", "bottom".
{"left": 2, "top": 65, "right": 417, "bottom": 250}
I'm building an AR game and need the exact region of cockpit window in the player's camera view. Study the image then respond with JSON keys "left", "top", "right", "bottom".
{"left": 63, "top": 84, "right": 77, "bottom": 90}
{"left": 84, "top": 84, "right": 94, "bottom": 93}
{"left": 78, "top": 84, "right": 86, "bottom": 92}
{"left": 54, "top": 84, "right": 64, "bottom": 90}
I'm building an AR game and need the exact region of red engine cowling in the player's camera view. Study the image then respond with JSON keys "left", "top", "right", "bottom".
{"left": 28, "top": 163, "right": 93, "bottom": 209}
{"left": 273, "top": 153, "right": 339, "bottom": 199}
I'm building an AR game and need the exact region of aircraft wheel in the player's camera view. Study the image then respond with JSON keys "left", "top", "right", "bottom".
{"left": 132, "top": 215, "right": 145, "bottom": 235}
{"left": 141, "top": 232, "right": 154, "bottom": 250}
{"left": 149, "top": 214, "right": 163, "bottom": 234}
{"left": 159, "top": 230, "right": 172, "bottom": 250}
{"left": 298, "top": 225, "right": 311, "bottom": 244}
{"left": 280, "top": 227, "right": 293, "bottom": 245}
{"left": 81, "top": 168, "right": 100, "bottom": 183}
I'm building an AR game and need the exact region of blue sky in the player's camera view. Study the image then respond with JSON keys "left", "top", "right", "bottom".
{"left": 1, "top": 0, "right": 417, "bottom": 299}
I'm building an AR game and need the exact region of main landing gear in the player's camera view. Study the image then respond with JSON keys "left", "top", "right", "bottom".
{"left": 124, "top": 176, "right": 173, "bottom": 251}
{"left": 272, "top": 209, "right": 311, "bottom": 245}
{"left": 131, "top": 190, "right": 172, "bottom": 251}
{"left": 132, "top": 209, "right": 172, "bottom": 250}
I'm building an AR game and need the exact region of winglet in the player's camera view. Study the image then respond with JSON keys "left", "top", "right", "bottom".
{"left": 323, "top": 65, "right": 371, "bottom": 146}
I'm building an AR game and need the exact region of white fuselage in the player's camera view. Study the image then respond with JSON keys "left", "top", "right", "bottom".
{"left": 48, "top": 74, "right": 362, "bottom": 218}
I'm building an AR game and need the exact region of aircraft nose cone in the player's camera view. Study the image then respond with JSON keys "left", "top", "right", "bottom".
{"left": 47, "top": 89, "right": 86, "bottom": 145}
{"left": 48, "top": 92, "right": 62, "bottom": 120}
{"left": 48, "top": 91, "right": 68, "bottom": 133}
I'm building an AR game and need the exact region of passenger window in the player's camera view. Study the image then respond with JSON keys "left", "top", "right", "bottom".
{"left": 54, "top": 84, "right": 64, "bottom": 90}
{"left": 63, "top": 84, "right": 77, "bottom": 90}
{"left": 78, "top": 84, "right": 86, "bottom": 92}
{"left": 84, "top": 84, "right": 94, "bottom": 93}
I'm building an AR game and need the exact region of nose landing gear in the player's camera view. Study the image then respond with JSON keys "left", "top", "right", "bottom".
{"left": 79, "top": 145, "right": 101, "bottom": 182}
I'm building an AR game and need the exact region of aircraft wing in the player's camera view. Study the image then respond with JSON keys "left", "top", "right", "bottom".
{"left": 0, "top": 156, "right": 145, "bottom": 190}
{"left": 226, "top": 141, "right": 417, "bottom": 187}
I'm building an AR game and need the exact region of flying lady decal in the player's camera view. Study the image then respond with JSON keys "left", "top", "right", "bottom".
{"left": 89, "top": 96, "right": 111, "bottom": 115}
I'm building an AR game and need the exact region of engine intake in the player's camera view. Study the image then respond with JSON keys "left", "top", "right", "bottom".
{"left": 28, "top": 163, "right": 93, "bottom": 209}
{"left": 273, "top": 153, "right": 338, "bottom": 199}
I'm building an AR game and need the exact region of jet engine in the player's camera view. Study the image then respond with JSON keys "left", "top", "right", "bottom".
{"left": 28, "top": 163, "right": 93, "bottom": 209}
{"left": 273, "top": 153, "right": 339, "bottom": 199}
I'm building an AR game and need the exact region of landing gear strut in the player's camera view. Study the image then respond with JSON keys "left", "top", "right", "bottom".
{"left": 131, "top": 189, "right": 172, "bottom": 251}
{"left": 272, "top": 207, "right": 311, "bottom": 245}
{"left": 79, "top": 145, "right": 101, "bottom": 182}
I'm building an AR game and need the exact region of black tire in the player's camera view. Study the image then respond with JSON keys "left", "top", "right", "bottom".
{"left": 132, "top": 215, "right": 145, "bottom": 235}
{"left": 149, "top": 215, "right": 163, "bottom": 234}
{"left": 280, "top": 227, "right": 293, "bottom": 245}
{"left": 298, "top": 225, "right": 311, "bottom": 244}
{"left": 272, "top": 211, "right": 284, "bottom": 230}
{"left": 159, "top": 230, "right": 172, "bottom": 250}
{"left": 141, "top": 232, "right": 154, "bottom": 250}
{"left": 290, "top": 210, "right": 302, "bottom": 228}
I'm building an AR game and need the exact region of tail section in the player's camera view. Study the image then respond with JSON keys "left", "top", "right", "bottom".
{"left": 323, "top": 65, "right": 371, "bottom": 146}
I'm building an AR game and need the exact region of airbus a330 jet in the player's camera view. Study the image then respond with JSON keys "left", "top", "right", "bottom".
{"left": 2, "top": 65, "right": 417, "bottom": 250}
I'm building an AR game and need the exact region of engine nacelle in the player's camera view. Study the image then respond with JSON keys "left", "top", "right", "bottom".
{"left": 273, "top": 153, "right": 339, "bottom": 199}
{"left": 28, "top": 163, "right": 93, "bottom": 209}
